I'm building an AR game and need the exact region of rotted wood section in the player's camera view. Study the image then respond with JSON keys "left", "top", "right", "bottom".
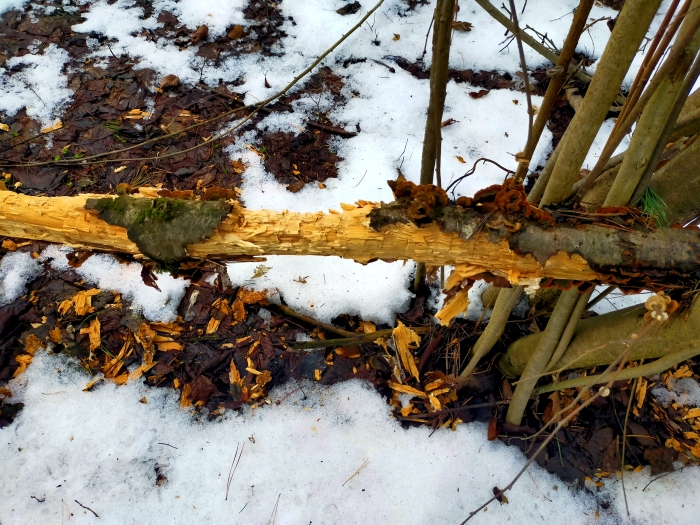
{"left": 1, "top": 190, "right": 698, "bottom": 287}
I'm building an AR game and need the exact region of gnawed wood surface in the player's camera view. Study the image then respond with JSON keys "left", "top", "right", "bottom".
{"left": 1, "top": 190, "right": 699, "bottom": 288}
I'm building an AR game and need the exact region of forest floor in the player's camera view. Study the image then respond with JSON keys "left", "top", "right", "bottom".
{"left": 1, "top": 0, "right": 700, "bottom": 523}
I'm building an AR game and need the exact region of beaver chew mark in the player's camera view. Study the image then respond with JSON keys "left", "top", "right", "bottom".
{"left": 261, "top": 130, "right": 344, "bottom": 193}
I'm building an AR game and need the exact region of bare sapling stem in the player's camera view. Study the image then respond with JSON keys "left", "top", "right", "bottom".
{"left": 507, "top": 0, "right": 534, "bottom": 175}
{"left": 575, "top": 5, "right": 700, "bottom": 203}
{"left": 536, "top": 340, "right": 700, "bottom": 393}
{"left": 505, "top": 288, "right": 580, "bottom": 425}
{"left": 457, "top": 285, "right": 524, "bottom": 382}
{"left": 544, "top": 287, "right": 594, "bottom": 373}
{"left": 540, "top": 0, "right": 663, "bottom": 206}
{"left": 630, "top": 50, "right": 700, "bottom": 203}
{"left": 419, "top": 0, "right": 455, "bottom": 185}
{"left": 616, "top": 0, "right": 685, "bottom": 126}
{"left": 604, "top": 0, "right": 700, "bottom": 207}
{"left": 416, "top": 0, "right": 454, "bottom": 291}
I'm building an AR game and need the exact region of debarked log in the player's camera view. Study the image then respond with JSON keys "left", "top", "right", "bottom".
{"left": 0, "top": 191, "right": 699, "bottom": 288}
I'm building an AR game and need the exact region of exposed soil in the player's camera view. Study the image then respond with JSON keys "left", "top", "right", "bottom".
{"left": 1, "top": 238, "right": 697, "bottom": 489}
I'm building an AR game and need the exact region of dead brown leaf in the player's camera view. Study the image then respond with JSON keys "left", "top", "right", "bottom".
{"left": 191, "top": 25, "right": 209, "bottom": 45}
{"left": 160, "top": 74, "right": 180, "bottom": 89}
{"left": 228, "top": 24, "right": 245, "bottom": 40}
{"left": 24, "top": 333, "right": 44, "bottom": 355}
{"left": 452, "top": 21, "right": 473, "bottom": 32}
{"left": 469, "top": 89, "right": 490, "bottom": 99}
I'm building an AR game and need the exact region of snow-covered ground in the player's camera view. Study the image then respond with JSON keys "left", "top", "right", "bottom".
{"left": 1, "top": 0, "right": 694, "bottom": 523}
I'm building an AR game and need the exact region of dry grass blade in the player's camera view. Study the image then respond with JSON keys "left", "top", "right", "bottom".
{"left": 267, "top": 493, "right": 281, "bottom": 525}
{"left": 225, "top": 442, "right": 245, "bottom": 501}
{"left": 342, "top": 459, "right": 370, "bottom": 487}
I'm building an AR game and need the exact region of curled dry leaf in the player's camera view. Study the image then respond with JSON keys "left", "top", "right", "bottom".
{"left": 227, "top": 24, "right": 245, "bottom": 40}
{"left": 160, "top": 74, "right": 180, "bottom": 90}
{"left": 190, "top": 24, "right": 209, "bottom": 45}
{"left": 231, "top": 158, "right": 247, "bottom": 174}
{"left": 337, "top": 1, "right": 361, "bottom": 15}
{"left": 41, "top": 121, "right": 62, "bottom": 133}
{"left": 452, "top": 21, "right": 473, "bottom": 32}
{"left": 469, "top": 89, "right": 489, "bottom": 99}
{"left": 2, "top": 239, "right": 17, "bottom": 251}
{"left": 492, "top": 486, "right": 509, "bottom": 504}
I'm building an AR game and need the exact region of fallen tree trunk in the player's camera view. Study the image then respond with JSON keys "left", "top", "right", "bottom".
{"left": 0, "top": 190, "right": 699, "bottom": 288}
{"left": 500, "top": 300, "right": 700, "bottom": 377}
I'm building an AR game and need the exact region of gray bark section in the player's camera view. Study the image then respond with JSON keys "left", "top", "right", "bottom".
{"left": 509, "top": 221, "right": 700, "bottom": 273}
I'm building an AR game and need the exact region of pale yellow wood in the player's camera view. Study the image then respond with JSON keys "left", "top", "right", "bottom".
{"left": 0, "top": 191, "right": 598, "bottom": 284}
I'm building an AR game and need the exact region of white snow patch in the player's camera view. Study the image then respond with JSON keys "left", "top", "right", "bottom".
{"left": 227, "top": 255, "right": 414, "bottom": 325}
{"left": 652, "top": 377, "right": 700, "bottom": 408}
{"left": 0, "top": 0, "right": 27, "bottom": 15}
{"left": 0, "top": 251, "right": 42, "bottom": 305}
{"left": 589, "top": 286, "right": 652, "bottom": 315}
{"left": 6, "top": 352, "right": 698, "bottom": 525}
{"left": 0, "top": 44, "right": 73, "bottom": 127}
{"left": 40, "top": 245, "right": 188, "bottom": 322}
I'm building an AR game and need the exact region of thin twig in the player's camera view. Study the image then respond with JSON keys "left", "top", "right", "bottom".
{"left": 585, "top": 285, "right": 616, "bottom": 310}
{"left": 276, "top": 303, "right": 355, "bottom": 338}
{"left": 342, "top": 459, "right": 370, "bottom": 487}
{"left": 74, "top": 500, "right": 99, "bottom": 518}
{"left": 642, "top": 466, "right": 686, "bottom": 491}
{"left": 507, "top": 0, "right": 533, "bottom": 153}
{"left": 225, "top": 442, "right": 245, "bottom": 501}
{"left": 620, "top": 377, "right": 637, "bottom": 516}
{"left": 445, "top": 157, "right": 514, "bottom": 195}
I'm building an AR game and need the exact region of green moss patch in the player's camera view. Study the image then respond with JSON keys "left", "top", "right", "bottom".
{"left": 85, "top": 196, "right": 231, "bottom": 262}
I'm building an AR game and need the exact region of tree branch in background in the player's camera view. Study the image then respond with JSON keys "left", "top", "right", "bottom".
{"left": 419, "top": 0, "right": 455, "bottom": 185}
{"left": 507, "top": 0, "right": 534, "bottom": 166}
{"left": 513, "top": 0, "right": 595, "bottom": 184}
